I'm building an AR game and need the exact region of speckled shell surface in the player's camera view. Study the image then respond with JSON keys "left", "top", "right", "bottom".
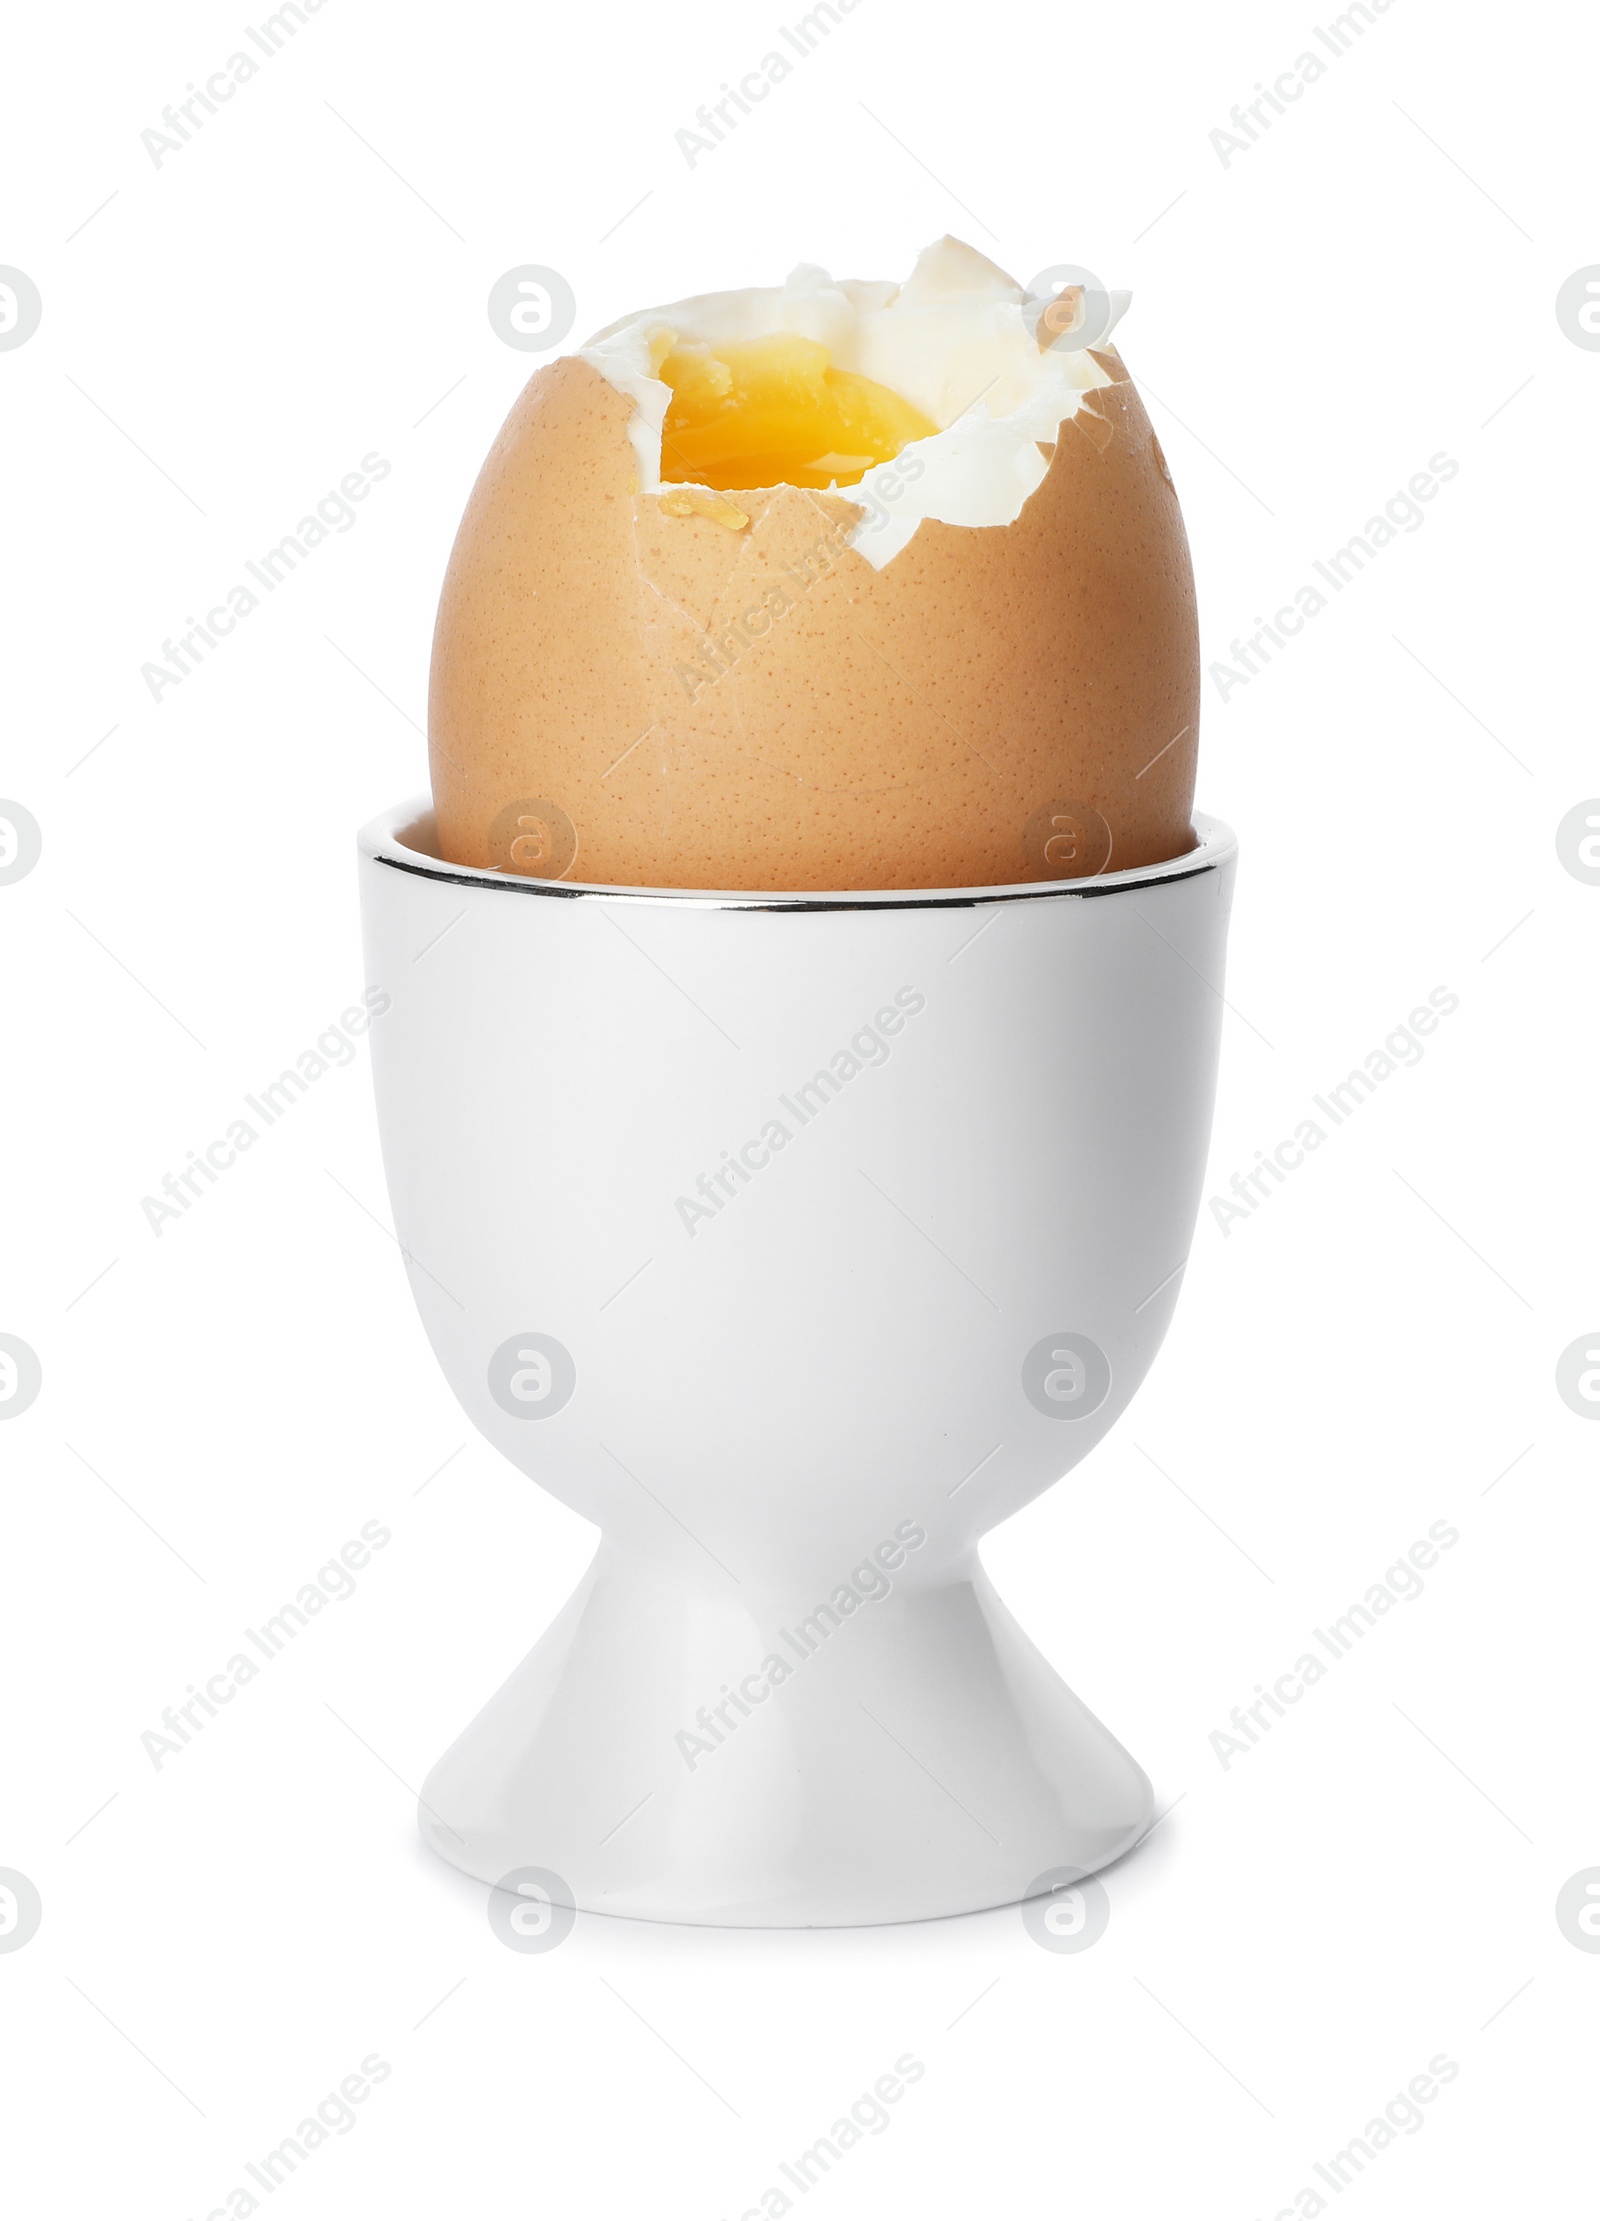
{"left": 428, "top": 349, "right": 1199, "bottom": 892}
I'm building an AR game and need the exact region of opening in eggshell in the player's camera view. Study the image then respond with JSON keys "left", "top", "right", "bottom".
{"left": 580, "top": 235, "right": 1132, "bottom": 567}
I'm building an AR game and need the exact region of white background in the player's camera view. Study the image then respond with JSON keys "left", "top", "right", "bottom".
{"left": 2, "top": 0, "right": 1596, "bottom": 2213}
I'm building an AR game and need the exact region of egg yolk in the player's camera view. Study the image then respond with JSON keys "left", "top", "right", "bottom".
{"left": 656, "top": 332, "right": 936, "bottom": 492}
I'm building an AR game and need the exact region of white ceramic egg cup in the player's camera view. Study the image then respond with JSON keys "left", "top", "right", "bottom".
{"left": 358, "top": 800, "right": 1236, "bottom": 1926}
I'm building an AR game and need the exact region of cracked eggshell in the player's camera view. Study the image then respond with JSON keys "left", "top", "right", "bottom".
{"left": 428, "top": 346, "right": 1199, "bottom": 892}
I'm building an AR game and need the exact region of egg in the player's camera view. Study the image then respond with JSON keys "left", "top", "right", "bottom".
{"left": 428, "top": 238, "right": 1199, "bottom": 891}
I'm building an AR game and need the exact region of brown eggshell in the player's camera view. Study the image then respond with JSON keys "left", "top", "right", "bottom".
{"left": 428, "top": 347, "right": 1199, "bottom": 890}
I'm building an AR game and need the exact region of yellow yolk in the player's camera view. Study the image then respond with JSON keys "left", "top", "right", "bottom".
{"left": 656, "top": 332, "right": 937, "bottom": 492}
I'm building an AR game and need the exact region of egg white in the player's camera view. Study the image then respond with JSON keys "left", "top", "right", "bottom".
{"left": 579, "top": 236, "right": 1131, "bottom": 567}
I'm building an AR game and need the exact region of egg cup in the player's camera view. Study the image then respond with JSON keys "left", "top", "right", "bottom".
{"left": 358, "top": 797, "right": 1236, "bottom": 1926}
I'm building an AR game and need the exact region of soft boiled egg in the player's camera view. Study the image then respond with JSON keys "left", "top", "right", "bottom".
{"left": 428, "top": 237, "right": 1200, "bottom": 891}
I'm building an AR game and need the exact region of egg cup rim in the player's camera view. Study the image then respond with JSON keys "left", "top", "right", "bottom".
{"left": 360, "top": 796, "right": 1236, "bottom": 914}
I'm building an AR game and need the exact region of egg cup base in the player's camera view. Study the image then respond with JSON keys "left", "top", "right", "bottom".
{"left": 417, "top": 1545, "right": 1155, "bottom": 1927}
